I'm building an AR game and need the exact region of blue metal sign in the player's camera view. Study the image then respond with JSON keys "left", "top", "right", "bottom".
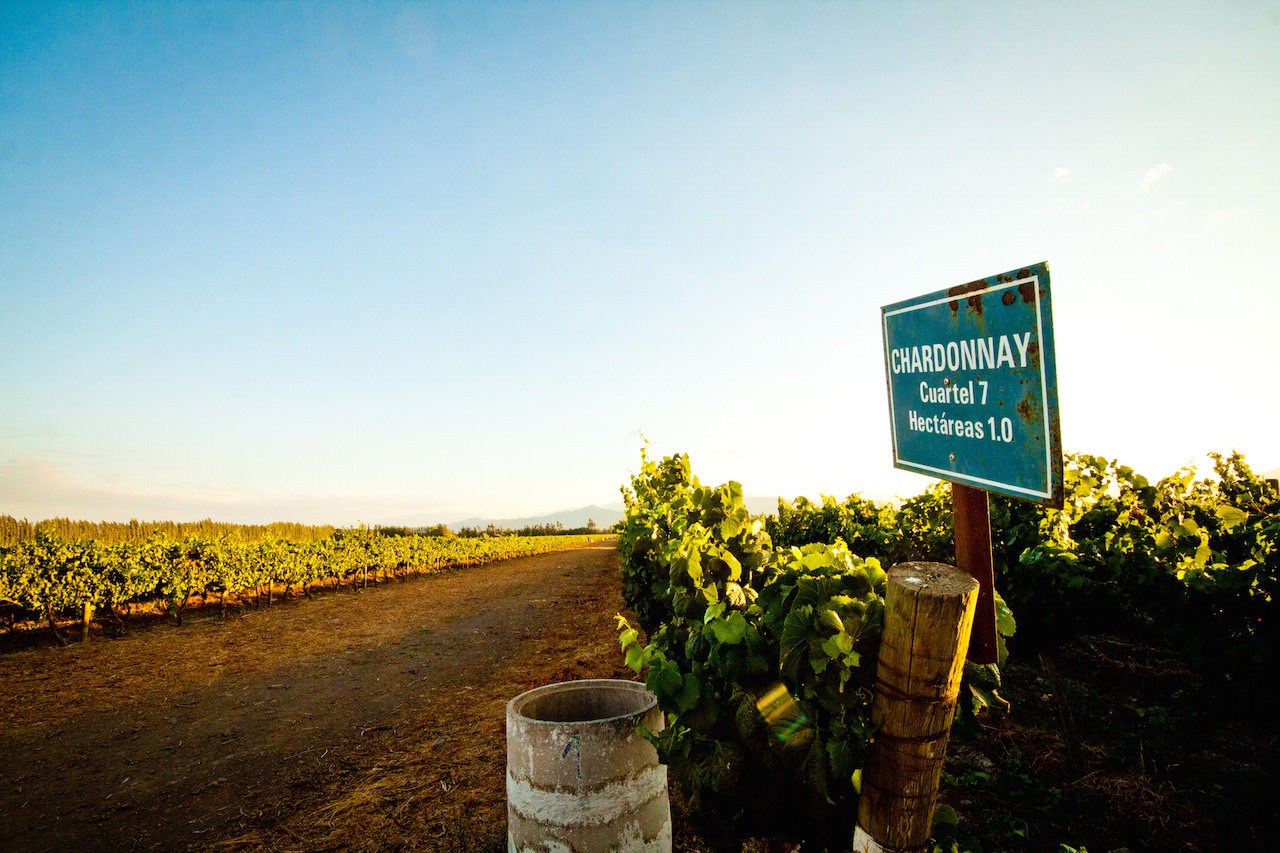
{"left": 882, "top": 262, "right": 1063, "bottom": 507}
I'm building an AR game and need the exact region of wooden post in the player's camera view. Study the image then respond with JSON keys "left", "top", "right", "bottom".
{"left": 855, "top": 562, "right": 979, "bottom": 853}
{"left": 45, "top": 604, "right": 67, "bottom": 646}
{"left": 951, "top": 483, "right": 998, "bottom": 665}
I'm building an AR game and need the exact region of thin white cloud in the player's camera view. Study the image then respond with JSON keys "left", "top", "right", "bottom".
{"left": 1051, "top": 167, "right": 1071, "bottom": 182}
{"left": 1140, "top": 163, "right": 1172, "bottom": 193}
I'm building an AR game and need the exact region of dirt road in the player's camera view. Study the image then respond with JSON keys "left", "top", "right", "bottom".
{"left": 0, "top": 539, "right": 632, "bottom": 852}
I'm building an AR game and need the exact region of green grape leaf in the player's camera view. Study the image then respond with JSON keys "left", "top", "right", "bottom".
{"left": 821, "top": 632, "right": 854, "bottom": 660}
{"left": 817, "top": 608, "right": 845, "bottom": 633}
{"left": 706, "top": 611, "right": 748, "bottom": 645}
{"left": 625, "top": 643, "right": 647, "bottom": 673}
{"left": 1216, "top": 504, "right": 1247, "bottom": 531}
{"left": 676, "top": 672, "right": 701, "bottom": 712}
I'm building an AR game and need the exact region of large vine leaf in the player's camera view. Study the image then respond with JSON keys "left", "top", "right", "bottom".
{"left": 706, "top": 611, "right": 749, "bottom": 645}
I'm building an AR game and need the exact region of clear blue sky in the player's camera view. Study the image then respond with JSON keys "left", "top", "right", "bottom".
{"left": 3, "top": 1, "right": 1278, "bottom": 525}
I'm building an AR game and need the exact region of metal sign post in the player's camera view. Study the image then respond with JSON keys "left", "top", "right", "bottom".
{"left": 882, "top": 262, "right": 1062, "bottom": 663}
{"left": 952, "top": 482, "right": 996, "bottom": 663}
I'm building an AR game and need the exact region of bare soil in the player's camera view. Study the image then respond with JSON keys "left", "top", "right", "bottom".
{"left": 0, "top": 539, "right": 634, "bottom": 853}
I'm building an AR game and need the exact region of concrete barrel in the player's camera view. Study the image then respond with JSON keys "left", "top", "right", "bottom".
{"left": 506, "top": 679, "right": 672, "bottom": 853}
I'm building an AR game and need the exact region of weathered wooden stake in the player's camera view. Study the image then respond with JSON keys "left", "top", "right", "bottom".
{"left": 81, "top": 601, "right": 93, "bottom": 642}
{"left": 855, "top": 562, "right": 979, "bottom": 853}
{"left": 45, "top": 604, "right": 67, "bottom": 646}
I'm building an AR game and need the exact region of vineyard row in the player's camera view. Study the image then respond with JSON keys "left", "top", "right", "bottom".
{"left": 0, "top": 532, "right": 601, "bottom": 639}
{"left": 612, "top": 447, "right": 1277, "bottom": 849}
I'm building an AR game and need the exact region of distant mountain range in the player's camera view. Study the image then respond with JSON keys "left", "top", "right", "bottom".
{"left": 442, "top": 503, "right": 626, "bottom": 532}
{"left": 378, "top": 494, "right": 796, "bottom": 533}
